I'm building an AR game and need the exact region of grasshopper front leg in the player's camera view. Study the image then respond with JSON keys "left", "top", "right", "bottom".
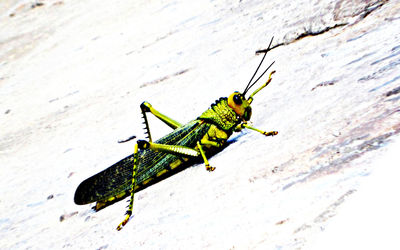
{"left": 235, "top": 123, "right": 278, "bottom": 136}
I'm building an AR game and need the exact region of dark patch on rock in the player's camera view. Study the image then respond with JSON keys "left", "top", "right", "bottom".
{"left": 311, "top": 80, "right": 338, "bottom": 91}
{"left": 385, "top": 86, "right": 400, "bottom": 97}
{"left": 31, "top": 2, "right": 45, "bottom": 9}
{"left": 294, "top": 189, "right": 356, "bottom": 233}
{"left": 140, "top": 69, "right": 190, "bottom": 88}
{"left": 276, "top": 218, "right": 289, "bottom": 225}
{"left": 369, "top": 75, "right": 400, "bottom": 92}
{"left": 60, "top": 211, "right": 78, "bottom": 222}
{"left": 96, "top": 245, "right": 108, "bottom": 250}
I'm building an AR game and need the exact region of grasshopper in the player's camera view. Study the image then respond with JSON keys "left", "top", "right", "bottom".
{"left": 74, "top": 37, "right": 278, "bottom": 230}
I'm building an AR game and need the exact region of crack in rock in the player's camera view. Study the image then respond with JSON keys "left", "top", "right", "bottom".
{"left": 283, "top": 129, "right": 399, "bottom": 191}
{"left": 266, "top": 0, "right": 387, "bottom": 50}
{"left": 140, "top": 69, "right": 190, "bottom": 88}
{"left": 293, "top": 189, "right": 356, "bottom": 234}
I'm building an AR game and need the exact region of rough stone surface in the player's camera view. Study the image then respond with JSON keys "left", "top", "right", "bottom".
{"left": 1, "top": 0, "right": 399, "bottom": 249}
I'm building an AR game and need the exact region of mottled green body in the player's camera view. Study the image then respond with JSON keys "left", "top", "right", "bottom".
{"left": 74, "top": 98, "right": 240, "bottom": 209}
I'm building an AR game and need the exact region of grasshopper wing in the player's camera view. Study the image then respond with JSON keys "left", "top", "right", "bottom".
{"left": 74, "top": 154, "right": 135, "bottom": 205}
{"left": 74, "top": 120, "right": 210, "bottom": 207}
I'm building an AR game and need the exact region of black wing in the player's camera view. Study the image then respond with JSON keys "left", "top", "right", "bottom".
{"left": 74, "top": 120, "right": 210, "bottom": 205}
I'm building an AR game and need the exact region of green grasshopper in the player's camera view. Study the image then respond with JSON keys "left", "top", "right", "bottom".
{"left": 74, "top": 37, "right": 278, "bottom": 230}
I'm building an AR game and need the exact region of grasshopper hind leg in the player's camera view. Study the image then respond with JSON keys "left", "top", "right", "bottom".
{"left": 116, "top": 143, "right": 139, "bottom": 231}
{"left": 140, "top": 102, "right": 183, "bottom": 139}
{"left": 117, "top": 103, "right": 189, "bottom": 230}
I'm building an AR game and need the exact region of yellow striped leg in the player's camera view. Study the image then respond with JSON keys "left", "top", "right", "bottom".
{"left": 138, "top": 140, "right": 200, "bottom": 157}
{"left": 116, "top": 143, "right": 139, "bottom": 231}
{"left": 138, "top": 139, "right": 215, "bottom": 171}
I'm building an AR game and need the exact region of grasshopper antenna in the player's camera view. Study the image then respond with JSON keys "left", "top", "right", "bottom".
{"left": 244, "top": 61, "right": 275, "bottom": 96}
{"left": 243, "top": 36, "right": 274, "bottom": 96}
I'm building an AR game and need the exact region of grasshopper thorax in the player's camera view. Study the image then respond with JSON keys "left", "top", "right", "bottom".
{"left": 228, "top": 92, "right": 252, "bottom": 121}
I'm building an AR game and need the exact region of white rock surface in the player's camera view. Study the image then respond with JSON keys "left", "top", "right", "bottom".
{"left": 1, "top": 0, "right": 399, "bottom": 249}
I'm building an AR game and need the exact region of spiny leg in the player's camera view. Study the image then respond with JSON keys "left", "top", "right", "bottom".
{"left": 138, "top": 140, "right": 200, "bottom": 157}
{"left": 140, "top": 102, "right": 183, "bottom": 142}
{"left": 119, "top": 102, "right": 183, "bottom": 144}
{"left": 141, "top": 104, "right": 152, "bottom": 142}
{"left": 138, "top": 139, "right": 215, "bottom": 172}
{"left": 116, "top": 143, "right": 139, "bottom": 231}
{"left": 139, "top": 140, "right": 215, "bottom": 172}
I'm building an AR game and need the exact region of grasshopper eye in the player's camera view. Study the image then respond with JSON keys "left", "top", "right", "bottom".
{"left": 233, "top": 94, "right": 242, "bottom": 105}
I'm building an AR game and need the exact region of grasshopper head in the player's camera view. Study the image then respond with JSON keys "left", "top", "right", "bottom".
{"left": 228, "top": 92, "right": 252, "bottom": 121}
{"left": 231, "top": 36, "right": 275, "bottom": 121}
